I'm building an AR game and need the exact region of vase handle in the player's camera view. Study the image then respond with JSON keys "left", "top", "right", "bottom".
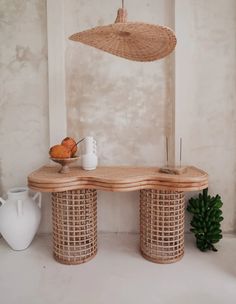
{"left": 0, "top": 197, "right": 6, "bottom": 206}
{"left": 33, "top": 192, "right": 42, "bottom": 209}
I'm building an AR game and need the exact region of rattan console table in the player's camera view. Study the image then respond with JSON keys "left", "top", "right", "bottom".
{"left": 28, "top": 166, "right": 208, "bottom": 265}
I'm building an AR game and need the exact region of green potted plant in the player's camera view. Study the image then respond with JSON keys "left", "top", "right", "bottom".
{"left": 187, "top": 188, "right": 223, "bottom": 252}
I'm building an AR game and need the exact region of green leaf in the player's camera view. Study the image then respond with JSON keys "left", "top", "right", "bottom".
{"left": 203, "top": 188, "right": 208, "bottom": 202}
{"left": 214, "top": 201, "right": 223, "bottom": 209}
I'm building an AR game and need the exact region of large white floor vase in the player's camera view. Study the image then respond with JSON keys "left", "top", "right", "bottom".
{"left": 0, "top": 187, "right": 41, "bottom": 251}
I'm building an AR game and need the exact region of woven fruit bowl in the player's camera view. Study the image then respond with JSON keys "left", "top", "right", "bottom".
{"left": 50, "top": 156, "right": 80, "bottom": 174}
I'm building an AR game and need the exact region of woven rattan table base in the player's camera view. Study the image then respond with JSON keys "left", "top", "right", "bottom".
{"left": 52, "top": 190, "right": 97, "bottom": 265}
{"left": 140, "top": 190, "right": 185, "bottom": 264}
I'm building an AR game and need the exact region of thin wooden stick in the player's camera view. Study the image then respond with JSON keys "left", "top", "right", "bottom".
{"left": 71, "top": 137, "right": 85, "bottom": 151}
{"left": 166, "top": 136, "right": 169, "bottom": 167}
{"left": 75, "top": 137, "right": 85, "bottom": 147}
{"left": 180, "top": 137, "right": 182, "bottom": 168}
{"left": 122, "top": 0, "right": 124, "bottom": 9}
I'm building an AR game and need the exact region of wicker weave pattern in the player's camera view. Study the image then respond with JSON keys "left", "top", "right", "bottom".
{"left": 69, "top": 8, "right": 177, "bottom": 62}
{"left": 140, "top": 190, "right": 185, "bottom": 264}
{"left": 52, "top": 190, "right": 97, "bottom": 265}
{"left": 70, "top": 22, "right": 176, "bottom": 62}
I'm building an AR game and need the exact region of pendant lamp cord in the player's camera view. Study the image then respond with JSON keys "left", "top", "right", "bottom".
{"left": 122, "top": 0, "right": 124, "bottom": 9}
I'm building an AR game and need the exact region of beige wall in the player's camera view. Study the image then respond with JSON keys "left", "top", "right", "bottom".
{"left": 0, "top": 0, "right": 236, "bottom": 234}
{"left": 0, "top": 0, "right": 51, "bottom": 233}
{"left": 175, "top": 0, "right": 236, "bottom": 233}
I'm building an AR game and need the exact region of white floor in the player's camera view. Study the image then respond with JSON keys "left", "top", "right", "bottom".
{"left": 0, "top": 233, "right": 236, "bottom": 304}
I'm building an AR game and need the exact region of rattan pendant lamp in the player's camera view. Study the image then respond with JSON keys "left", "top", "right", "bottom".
{"left": 69, "top": 0, "right": 177, "bottom": 62}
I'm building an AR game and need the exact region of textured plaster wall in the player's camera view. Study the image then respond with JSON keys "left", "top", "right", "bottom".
{"left": 65, "top": 0, "right": 174, "bottom": 232}
{"left": 0, "top": 0, "right": 51, "bottom": 233}
{"left": 176, "top": 0, "right": 236, "bottom": 233}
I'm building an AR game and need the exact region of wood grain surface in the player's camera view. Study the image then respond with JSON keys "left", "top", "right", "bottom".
{"left": 28, "top": 166, "right": 208, "bottom": 193}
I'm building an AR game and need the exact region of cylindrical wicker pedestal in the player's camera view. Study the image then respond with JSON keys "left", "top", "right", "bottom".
{"left": 140, "top": 190, "right": 185, "bottom": 264}
{"left": 52, "top": 189, "right": 97, "bottom": 265}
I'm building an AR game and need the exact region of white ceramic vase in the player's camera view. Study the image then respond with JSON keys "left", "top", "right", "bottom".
{"left": 81, "top": 137, "right": 98, "bottom": 170}
{"left": 81, "top": 153, "right": 98, "bottom": 170}
{"left": 0, "top": 187, "right": 42, "bottom": 251}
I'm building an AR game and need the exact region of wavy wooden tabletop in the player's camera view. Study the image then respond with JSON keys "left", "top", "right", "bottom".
{"left": 28, "top": 166, "right": 208, "bottom": 193}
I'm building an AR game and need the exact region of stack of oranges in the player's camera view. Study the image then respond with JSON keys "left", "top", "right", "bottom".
{"left": 49, "top": 137, "right": 78, "bottom": 159}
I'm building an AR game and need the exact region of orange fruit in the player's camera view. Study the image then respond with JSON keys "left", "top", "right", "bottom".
{"left": 49, "top": 145, "right": 72, "bottom": 159}
{"left": 61, "top": 137, "right": 77, "bottom": 156}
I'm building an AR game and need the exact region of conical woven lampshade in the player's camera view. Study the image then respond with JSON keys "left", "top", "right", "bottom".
{"left": 69, "top": 4, "right": 177, "bottom": 62}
